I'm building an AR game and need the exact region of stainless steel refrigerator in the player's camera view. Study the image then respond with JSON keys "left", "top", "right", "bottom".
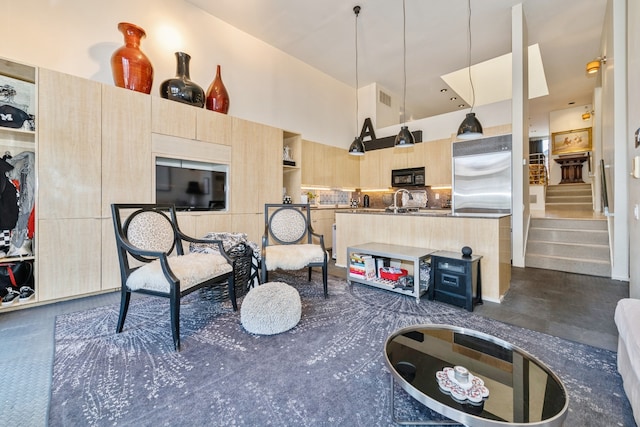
{"left": 452, "top": 134, "right": 512, "bottom": 215}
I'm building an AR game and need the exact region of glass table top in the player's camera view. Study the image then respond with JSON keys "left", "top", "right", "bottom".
{"left": 384, "top": 324, "right": 568, "bottom": 427}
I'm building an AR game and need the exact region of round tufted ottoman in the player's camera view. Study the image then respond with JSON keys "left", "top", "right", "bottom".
{"left": 241, "top": 282, "right": 301, "bottom": 335}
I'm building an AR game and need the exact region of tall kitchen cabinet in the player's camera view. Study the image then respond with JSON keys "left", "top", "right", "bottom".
{"left": 100, "top": 85, "right": 152, "bottom": 292}
{"left": 37, "top": 69, "right": 103, "bottom": 301}
{"left": 0, "top": 59, "right": 37, "bottom": 308}
{"left": 230, "top": 117, "right": 282, "bottom": 243}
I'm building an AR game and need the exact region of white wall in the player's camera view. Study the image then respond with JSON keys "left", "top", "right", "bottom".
{"left": 375, "top": 100, "right": 512, "bottom": 142}
{"left": 600, "top": 0, "right": 630, "bottom": 281}
{"left": 0, "top": 0, "right": 354, "bottom": 148}
{"left": 548, "top": 104, "right": 594, "bottom": 185}
{"left": 511, "top": 3, "right": 529, "bottom": 269}
{"left": 627, "top": 0, "right": 640, "bottom": 298}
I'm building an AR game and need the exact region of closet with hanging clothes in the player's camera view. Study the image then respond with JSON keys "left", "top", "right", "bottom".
{"left": 0, "top": 58, "right": 36, "bottom": 308}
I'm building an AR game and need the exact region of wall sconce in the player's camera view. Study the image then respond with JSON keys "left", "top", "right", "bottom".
{"left": 586, "top": 56, "right": 606, "bottom": 74}
{"left": 582, "top": 112, "right": 591, "bottom": 120}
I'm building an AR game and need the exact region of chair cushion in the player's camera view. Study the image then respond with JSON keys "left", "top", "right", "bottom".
{"left": 264, "top": 244, "right": 325, "bottom": 271}
{"left": 126, "top": 253, "right": 232, "bottom": 293}
{"left": 241, "top": 281, "right": 301, "bottom": 335}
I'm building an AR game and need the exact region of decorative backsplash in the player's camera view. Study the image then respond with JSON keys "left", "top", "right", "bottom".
{"left": 303, "top": 190, "right": 351, "bottom": 206}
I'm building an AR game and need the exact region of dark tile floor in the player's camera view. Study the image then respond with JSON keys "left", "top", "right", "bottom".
{"left": 329, "top": 260, "right": 627, "bottom": 352}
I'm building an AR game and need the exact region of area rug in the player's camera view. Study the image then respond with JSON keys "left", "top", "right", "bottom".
{"left": 49, "top": 272, "right": 634, "bottom": 426}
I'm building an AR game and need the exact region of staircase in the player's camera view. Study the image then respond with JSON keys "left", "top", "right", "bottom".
{"left": 525, "top": 183, "right": 611, "bottom": 277}
{"left": 544, "top": 183, "right": 593, "bottom": 211}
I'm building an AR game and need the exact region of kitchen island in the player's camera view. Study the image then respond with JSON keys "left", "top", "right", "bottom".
{"left": 335, "top": 210, "right": 511, "bottom": 302}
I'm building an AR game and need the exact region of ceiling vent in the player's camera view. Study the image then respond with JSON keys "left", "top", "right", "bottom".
{"left": 379, "top": 90, "right": 392, "bottom": 107}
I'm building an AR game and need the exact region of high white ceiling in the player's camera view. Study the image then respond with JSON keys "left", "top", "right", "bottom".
{"left": 186, "top": 0, "right": 607, "bottom": 137}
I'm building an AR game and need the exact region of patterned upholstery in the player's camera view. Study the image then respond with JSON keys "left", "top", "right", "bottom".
{"left": 269, "top": 208, "right": 306, "bottom": 244}
{"left": 261, "top": 204, "right": 328, "bottom": 298}
{"left": 126, "top": 210, "right": 175, "bottom": 253}
{"left": 112, "top": 204, "right": 238, "bottom": 351}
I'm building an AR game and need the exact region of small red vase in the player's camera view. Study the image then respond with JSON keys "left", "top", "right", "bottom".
{"left": 111, "top": 22, "right": 154, "bottom": 94}
{"left": 206, "top": 65, "right": 230, "bottom": 114}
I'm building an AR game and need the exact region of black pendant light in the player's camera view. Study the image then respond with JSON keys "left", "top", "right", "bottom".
{"left": 457, "top": 0, "right": 484, "bottom": 140}
{"left": 395, "top": 0, "right": 414, "bottom": 148}
{"left": 348, "top": 6, "right": 365, "bottom": 156}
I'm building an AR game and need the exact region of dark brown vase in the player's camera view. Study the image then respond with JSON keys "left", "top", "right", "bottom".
{"left": 111, "top": 22, "right": 153, "bottom": 94}
{"left": 206, "top": 65, "right": 230, "bottom": 114}
{"left": 160, "top": 52, "right": 205, "bottom": 108}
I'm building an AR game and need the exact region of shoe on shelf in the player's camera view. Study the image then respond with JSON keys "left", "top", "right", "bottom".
{"left": 2, "top": 288, "right": 20, "bottom": 306}
{"left": 18, "top": 286, "right": 34, "bottom": 302}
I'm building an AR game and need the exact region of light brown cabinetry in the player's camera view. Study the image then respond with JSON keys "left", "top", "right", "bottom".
{"left": 38, "top": 218, "right": 102, "bottom": 300}
{"left": 230, "top": 117, "right": 282, "bottom": 213}
{"left": 302, "top": 140, "right": 359, "bottom": 189}
{"left": 38, "top": 69, "right": 102, "bottom": 219}
{"left": 4, "top": 59, "right": 311, "bottom": 307}
{"left": 37, "top": 69, "right": 103, "bottom": 300}
{"left": 101, "top": 85, "right": 153, "bottom": 291}
{"left": 101, "top": 85, "right": 152, "bottom": 216}
{"left": 423, "top": 138, "right": 452, "bottom": 186}
{"left": 311, "top": 209, "right": 334, "bottom": 249}
{"left": 152, "top": 97, "right": 233, "bottom": 145}
{"left": 359, "top": 148, "right": 384, "bottom": 188}
{"left": 151, "top": 97, "right": 196, "bottom": 139}
{"left": 304, "top": 140, "right": 335, "bottom": 187}
{"left": 333, "top": 148, "right": 360, "bottom": 189}
{"left": 196, "top": 109, "right": 232, "bottom": 145}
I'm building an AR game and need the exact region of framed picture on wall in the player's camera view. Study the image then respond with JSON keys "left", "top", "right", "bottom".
{"left": 551, "top": 127, "right": 592, "bottom": 155}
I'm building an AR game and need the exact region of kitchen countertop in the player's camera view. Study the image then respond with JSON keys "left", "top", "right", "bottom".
{"left": 336, "top": 208, "right": 510, "bottom": 219}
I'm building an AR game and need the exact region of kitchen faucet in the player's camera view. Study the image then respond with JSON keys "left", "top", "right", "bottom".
{"left": 390, "top": 189, "right": 413, "bottom": 213}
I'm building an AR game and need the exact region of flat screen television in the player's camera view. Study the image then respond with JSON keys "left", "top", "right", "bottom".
{"left": 155, "top": 157, "right": 228, "bottom": 211}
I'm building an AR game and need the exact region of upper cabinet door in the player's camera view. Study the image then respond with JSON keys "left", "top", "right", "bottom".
{"left": 196, "top": 109, "right": 232, "bottom": 145}
{"left": 333, "top": 147, "right": 360, "bottom": 189}
{"left": 151, "top": 97, "right": 196, "bottom": 139}
{"left": 424, "top": 138, "right": 453, "bottom": 186}
{"left": 359, "top": 148, "right": 383, "bottom": 188}
{"left": 38, "top": 69, "right": 102, "bottom": 219}
{"left": 101, "top": 85, "right": 152, "bottom": 216}
{"left": 230, "top": 117, "right": 282, "bottom": 213}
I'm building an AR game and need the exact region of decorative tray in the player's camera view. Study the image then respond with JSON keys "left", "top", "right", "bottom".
{"left": 435, "top": 366, "right": 489, "bottom": 405}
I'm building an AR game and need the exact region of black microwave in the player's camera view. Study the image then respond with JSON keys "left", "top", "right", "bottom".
{"left": 391, "top": 167, "right": 425, "bottom": 187}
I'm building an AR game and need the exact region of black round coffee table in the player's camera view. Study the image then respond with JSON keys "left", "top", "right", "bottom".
{"left": 384, "top": 324, "right": 568, "bottom": 426}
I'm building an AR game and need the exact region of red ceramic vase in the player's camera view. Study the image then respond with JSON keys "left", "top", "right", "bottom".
{"left": 206, "top": 65, "right": 230, "bottom": 114}
{"left": 111, "top": 22, "right": 154, "bottom": 94}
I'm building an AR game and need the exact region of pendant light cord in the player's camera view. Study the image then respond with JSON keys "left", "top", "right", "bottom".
{"left": 402, "top": 0, "right": 407, "bottom": 125}
{"left": 354, "top": 6, "right": 360, "bottom": 136}
{"left": 467, "top": 0, "right": 476, "bottom": 113}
